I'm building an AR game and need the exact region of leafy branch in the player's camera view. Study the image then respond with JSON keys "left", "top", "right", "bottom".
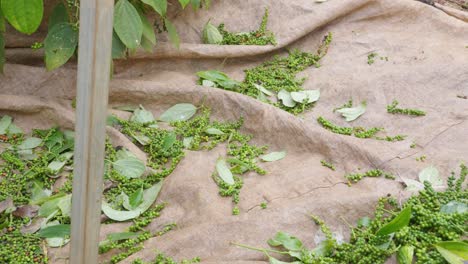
{"left": 0, "top": 0, "right": 210, "bottom": 72}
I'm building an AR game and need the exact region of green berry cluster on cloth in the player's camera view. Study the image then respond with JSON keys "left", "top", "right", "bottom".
{"left": 237, "top": 164, "right": 467, "bottom": 264}
{"left": 317, "top": 116, "right": 405, "bottom": 141}
{"left": 218, "top": 8, "right": 276, "bottom": 46}
{"left": 1, "top": 105, "right": 262, "bottom": 263}
{"left": 320, "top": 160, "right": 336, "bottom": 171}
{"left": 345, "top": 169, "right": 395, "bottom": 184}
{"left": 242, "top": 34, "right": 332, "bottom": 115}
{"left": 387, "top": 100, "right": 426, "bottom": 116}
{"left": 0, "top": 217, "right": 47, "bottom": 264}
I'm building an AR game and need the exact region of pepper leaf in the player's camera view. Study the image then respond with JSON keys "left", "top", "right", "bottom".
{"left": 44, "top": 23, "right": 78, "bottom": 70}
{"left": 113, "top": 157, "right": 145, "bottom": 179}
{"left": 261, "top": 151, "right": 286, "bottom": 162}
{"left": 142, "top": 0, "right": 167, "bottom": 17}
{"left": 202, "top": 20, "right": 223, "bottom": 44}
{"left": 138, "top": 11, "right": 156, "bottom": 45}
{"left": 434, "top": 241, "right": 468, "bottom": 264}
{"left": 112, "top": 31, "right": 127, "bottom": 59}
{"left": 254, "top": 84, "right": 274, "bottom": 96}
{"left": 30, "top": 181, "right": 51, "bottom": 204}
{"left": 37, "top": 224, "right": 70, "bottom": 238}
{"left": 164, "top": 18, "right": 180, "bottom": 48}
{"left": 130, "top": 106, "right": 155, "bottom": 124}
{"left": 17, "top": 137, "right": 43, "bottom": 150}
{"left": 48, "top": 3, "right": 69, "bottom": 30}
{"left": 376, "top": 206, "right": 411, "bottom": 236}
{"left": 159, "top": 103, "right": 197, "bottom": 122}
{"left": 440, "top": 201, "right": 467, "bottom": 214}
{"left": 401, "top": 177, "right": 424, "bottom": 192}
{"left": 0, "top": 115, "right": 12, "bottom": 135}
{"left": 418, "top": 166, "right": 443, "bottom": 187}
{"left": 336, "top": 102, "right": 366, "bottom": 122}
{"left": 216, "top": 159, "right": 234, "bottom": 185}
{"left": 205, "top": 128, "right": 224, "bottom": 135}
{"left": 278, "top": 90, "right": 296, "bottom": 108}
{"left": 267, "top": 231, "right": 303, "bottom": 251}
{"left": 303, "top": 90, "right": 321, "bottom": 103}
{"left": 179, "top": 0, "right": 190, "bottom": 8}
{"left": 1, "top": 0, "right": 43, "bottom": 35}
{"left": 0, "top": 33, "right": 4, "bottom": 74}
{"left": 291, "top": 91, "right": 308, "bottom": 103}
{"left": 114, "top": 0, "right": 143, "bottom": 49}
{"left": 123, "top": 188, "right": 144, "bottom": 210}
{"left": 397, "top": 245, "right": 414, "bottom": 264}
{"left": 102, "top": 181, "right": 163, "bottom": 221}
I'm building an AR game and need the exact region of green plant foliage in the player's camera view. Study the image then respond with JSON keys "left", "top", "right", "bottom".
{"left": 112, "top": 31, "right": 127, "bottom": 59}
{"left": 0, "top": 33, "right": 4, "bottom": 74}
{"left": 142, "top": 0, "right": 167, "bottom": 17}
{"left": 217, "top": 8, "right": 276, "bottom": 46}
{"left": 387, "top": 100, "right": 426, "bottom": 116}
{"left": 434, "top": 241, "right": 468, "bottom": 264}
{"left": 138, "top": 10, "right": 156, "bottom": 46}
{"left": 101, "top": 182, "right": 162, "bottom": 221}
{"left": 36, "top": 224, "right": 70, "bottom": 238}
{"left": 197, "top": 70, "right": 240, "bottom": 90}
{"left": 198, "top": 33, "right": 332, "bottom": 114}
{"left": 336, "top": 101, "right": 366, "bottom": 122}
{"left": 164, "top": 18, "right": 180, "bottom": 48}
{"left": 397, "top": 245, "right": 414, "bottom": 264}
{"left": 0, "top": 9, "right": 5, "bottom": 32}
{"left": 202, "top": 20, "right": 223, "bottom": 44}
{"left": 216, "top": 159, "right": 235, "bottom": 185}
{"left": 317, "top": 116, "right": 406, "bottom": 141}
{"left": 114, "top": 0, "right": 143, "bottom": 50}
{"left": 44, "top": 23, "right": 78, "bottom": 70}
{"left": 0, "top": 0, "right": 206, "bottom": 72}
{"left": 159, "top": 103, "right": 197, "bottom": 122}
{"left": 48, "top": 3, "right": 69, "bottom": 30}
{"left": 1, "top": 0, "right": 43, "bottom": 35}
{"left": 261, "top": 151, "right": 286, "bottom": 162}
{"left": 236, "top": 164, "right": 467, "bottom": 263}
{"left": 376, "top": 206, "right": 411, "bottom": 236}
{"left": 179, "top": 0, "right": 191, "bottom": 9}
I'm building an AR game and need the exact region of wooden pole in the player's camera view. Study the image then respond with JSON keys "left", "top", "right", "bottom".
{"left": 70, "top": 0, "right": 114, "bottom": 263}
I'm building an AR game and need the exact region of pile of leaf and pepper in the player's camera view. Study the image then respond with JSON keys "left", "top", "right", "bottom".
{"left": 0, "top": 103, "right": 285, "bottom": 263}
{"left": 196, "top": 32, "right": 332, "bottom": 115}
{"left": 234, "top": 164, "right": 468, "bottom": 264}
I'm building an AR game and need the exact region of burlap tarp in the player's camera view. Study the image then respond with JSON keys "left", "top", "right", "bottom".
{"left": 1, "top": 0, "right": 467, "bottom": 263}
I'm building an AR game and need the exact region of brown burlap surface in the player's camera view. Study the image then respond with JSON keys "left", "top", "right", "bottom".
{"left": 1, "top": 0, "right": 467, "bottom": 263}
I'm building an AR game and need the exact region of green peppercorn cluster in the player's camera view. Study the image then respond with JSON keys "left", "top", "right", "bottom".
{"left": 317, "top": 116, "right": 405, "bottom": 141}
{"left": 345, "top": 169, "right": 395, "bottom": 184}
{"left": 367, "top": 53, "right": 388, "bottom": 65}
{"left": 0, "top": 127, "right": 74, "bottom": 204}
{"left": 320, "top": 160, "right": 336, "bottom": 171}
{"left": 0, "top": 217, "right": 47, "bottom": 264}
{"left": 172, "top": 106, "right": 244, "bottom": 151}
{"left": 200, "top": 33, "right": 332, "bottom": 115}
{"left": 169, "top": 107, "right": 267, "bottom": 214}
{"left": 238, "top": 164, "right": 467, "bottom": 264}
{"left": 387, "top": 100, "right": 426, "bottom": 116}
{"left": 333, "top": 99, "right": 353, "bottom": 112}
{"left": 218, "top": 8, "right": 276, "bottom": 46}
{"left": 242, "top": 34, "right": 332, "bottom": 115}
